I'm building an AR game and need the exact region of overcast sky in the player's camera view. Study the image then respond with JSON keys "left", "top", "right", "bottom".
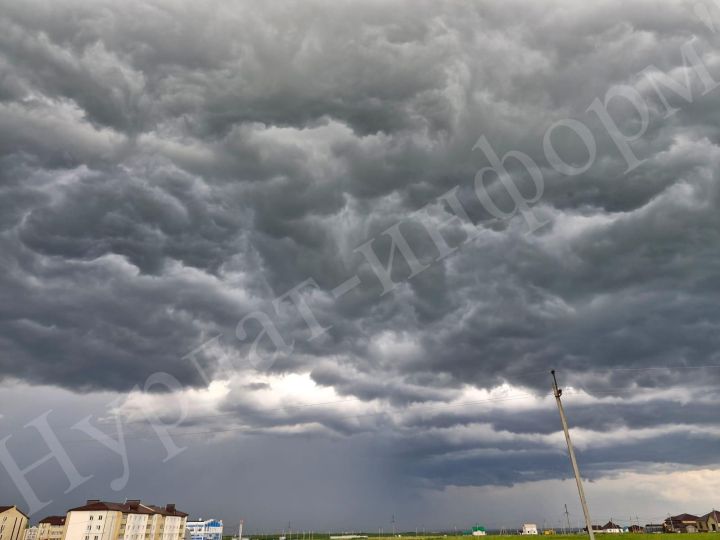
{"left": 1, "top": 0, "right": 720, "bottom": 532}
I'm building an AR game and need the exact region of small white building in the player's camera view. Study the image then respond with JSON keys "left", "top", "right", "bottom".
{"left": 24, "top": 528, "right": 39, "bottom": 540}
{"left": 522, "top": 524, "right": 538, "bottom": 535}
{"left": 185, "top": 520, "right": 223, "bottom": 540}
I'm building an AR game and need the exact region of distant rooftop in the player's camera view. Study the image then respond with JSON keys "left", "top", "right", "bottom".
{"left": 68, "top": 500, "right": 187, "bottom": 518}
{"left": 39, "top": 516, "right": 66, "bottom": 526}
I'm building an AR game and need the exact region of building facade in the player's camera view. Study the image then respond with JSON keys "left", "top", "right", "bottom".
{"left": 0, "top": 506, "right": 28, "bottom": 540}
{"left": 23, "top": 528, "right": 38, "bottom": 540}
{"left": 185, "top": 520, "right": 223, "bottom": 540}
{"left": 37, "top": 516, "right": 65, "bottom": 540}
{"left": 64, "top": 501, "right": 187, "bottom": 540}
{"left": 699, "top": 511, "right": 719, "bottom": 533}
{"left": 521, "top": 524, "right": 538, "bottom": 535}
{"left": 664, "top": 514, "right": 699, "bottom": 533}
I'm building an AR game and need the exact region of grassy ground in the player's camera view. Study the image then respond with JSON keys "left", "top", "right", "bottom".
{"left": 237, "top": 534, "right": 720, "bottom": 540}
{"left": 372, "top": 536, "right": 720, "bottom": 540}
{"left": 371, "top": 536, "right": 720, "bottom": 540}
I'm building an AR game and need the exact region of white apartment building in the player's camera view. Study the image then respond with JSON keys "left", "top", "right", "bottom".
{"left": 185, "top": 520, "right": 223, "bottom": 540}
{"left": 23, "top": 528, "right": 38, "bottom": 540}
{"left": 64, "top": 500, "right": 187, "bottom": 540}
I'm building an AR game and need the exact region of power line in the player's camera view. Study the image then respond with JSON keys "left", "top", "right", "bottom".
{"left": 522, "top": 364, "right": 720, "bottom": 375}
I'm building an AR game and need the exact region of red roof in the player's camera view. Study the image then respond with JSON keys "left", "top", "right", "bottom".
{"left": 145, "top": 505, "right": 188, "bottom": 518}
{"left": 69, "top": 501, "right": 151, "bottom": 514}
{"left": 0, "top": 506, "right": 28, "bottom": 518}
{"left": 68, "top": 501, "right": 185, "bottom": 517}
{"left": 668, "top": 514, "right": 700, "bottom": 522}
{"left": 39, "top": 516, "right": 66, "bottom": 526}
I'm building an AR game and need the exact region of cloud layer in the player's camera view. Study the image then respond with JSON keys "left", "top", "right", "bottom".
{"left": 1, "top": 0, "right": 719, "bottom": 527}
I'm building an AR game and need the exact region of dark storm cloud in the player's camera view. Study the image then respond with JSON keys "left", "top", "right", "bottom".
{"left": 0, "top": 0, "right": 720, "bottom": 512}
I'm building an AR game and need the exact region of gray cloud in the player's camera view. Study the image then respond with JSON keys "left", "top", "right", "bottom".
{"left": 0, "top": 0, "right": 719, "bottom": 528}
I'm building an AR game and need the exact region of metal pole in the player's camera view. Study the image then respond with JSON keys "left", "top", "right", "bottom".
{"left": 551, "top": 370, "right": 595, "bottom": 540}
{"left": 565, "top": 505, "right": 572, "bottom": 534}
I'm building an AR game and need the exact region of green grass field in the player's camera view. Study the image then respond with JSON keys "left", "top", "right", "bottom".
{"left": 234, "top": 534, "right": 720, "bottom": 540}
{"left": 372, "top": 536, "right": 720, "bottom": 540}
{"left": 371, "top": 536, "right": 720, "bottom": 540}
{"left": 390, "top": 532, "right": 720, "bottom": 540}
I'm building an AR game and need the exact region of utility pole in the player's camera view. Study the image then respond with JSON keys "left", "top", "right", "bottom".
{"left": 565, "top": 505, "right": 572, "bottom": 534}
{"left": 551, "top": 370, "right": 595, "bottom": 540}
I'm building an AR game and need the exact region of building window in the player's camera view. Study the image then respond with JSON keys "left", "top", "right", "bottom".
{"left": 90, "top": 517, "right": 94, "bottom": 521}
{"left": 99, "top": 517, "right": 103, "bottom": 521}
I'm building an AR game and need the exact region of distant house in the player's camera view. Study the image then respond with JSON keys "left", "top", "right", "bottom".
{"left": 644, "top": 525, "right": 663, "bottom": 534}
{"left": 627, "top": 525, "right": 643, "bottom": 534}
{"left": 664, "top": 514, "right": 700, "bottom": 533}
{"left": 698, "top": 510, "right": 720, "bottom": 533}
{"left": 521, "top": 524, "right": 538, "bottom": 535}
{"left": 37, "top": 516, "right": 66, "bottom": 540}
{"left": 602, "top": 522, "right": 623, "bottom": 534}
